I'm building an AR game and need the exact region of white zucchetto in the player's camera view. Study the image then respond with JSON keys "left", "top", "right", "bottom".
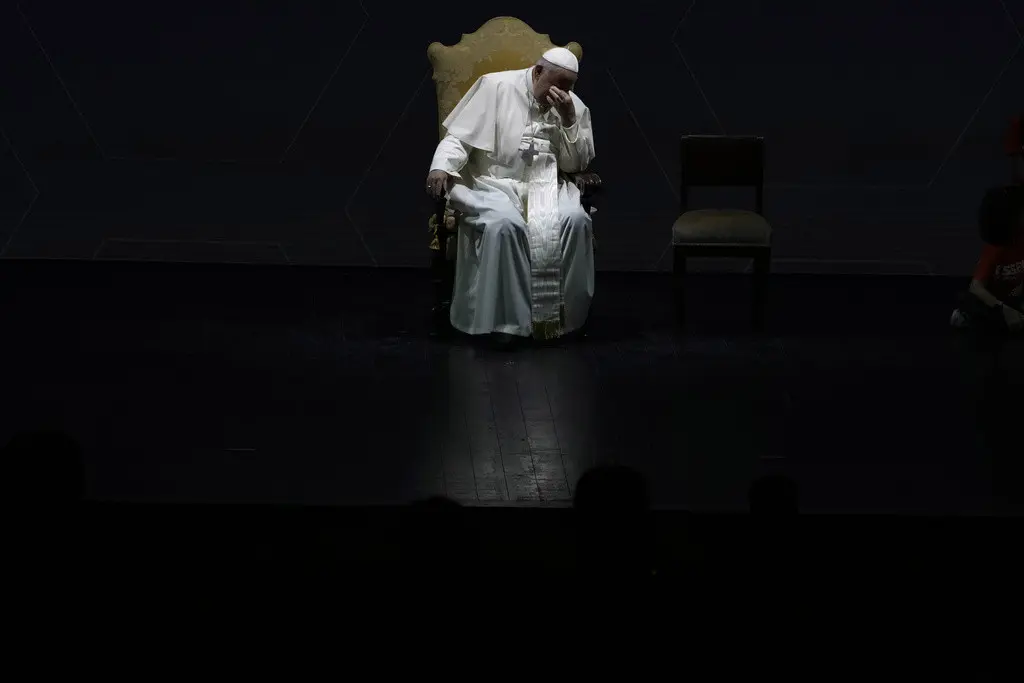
{"left": 541, "top": 47, "right": 579, "bottom": 73}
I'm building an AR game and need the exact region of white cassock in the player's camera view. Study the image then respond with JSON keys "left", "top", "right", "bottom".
{"left": 429, "top": 67, "right": 596, "bottom": 340}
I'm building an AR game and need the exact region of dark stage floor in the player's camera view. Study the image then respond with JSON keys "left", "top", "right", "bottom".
{"left": 2, "top": 261, "right": 1021, "bottom": 514}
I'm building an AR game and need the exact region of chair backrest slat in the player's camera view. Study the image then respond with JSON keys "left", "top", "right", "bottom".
{"left": 680, "top": 135, "right": 765, "bottom": 214}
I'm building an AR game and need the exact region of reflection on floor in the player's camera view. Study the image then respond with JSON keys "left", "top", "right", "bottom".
{"left": 1, "top": 262, "right": 1020, "bottom": 514}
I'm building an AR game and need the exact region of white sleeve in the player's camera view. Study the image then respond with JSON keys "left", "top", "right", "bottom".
{"left": 556, "top": 106, "right": 595, "bottom": 174}
{"left": 430, "top": 134, "right": 471, "bottom": 179}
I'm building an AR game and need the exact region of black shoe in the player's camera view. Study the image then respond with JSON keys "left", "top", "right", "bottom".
{"left": 562, "top": 326, "right": 588, "bottom": 343}
{"left": 488, "top": 332, "right": 525, "bottom": 350}
{"left": 491, "top": 332, "right": 515, "bottom": 344}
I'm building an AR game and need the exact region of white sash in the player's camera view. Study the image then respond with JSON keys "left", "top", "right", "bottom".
{"left": 521, "top": 137, "right": 563, "bottom": 337}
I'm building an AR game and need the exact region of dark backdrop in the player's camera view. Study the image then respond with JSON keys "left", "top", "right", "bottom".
{"left": 2, "top": 0, "right": 1022, "bottom": 273}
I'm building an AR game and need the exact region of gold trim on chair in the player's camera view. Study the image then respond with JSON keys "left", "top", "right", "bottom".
{"left": 428, "top": 207, "right": 459, "bottom": 257}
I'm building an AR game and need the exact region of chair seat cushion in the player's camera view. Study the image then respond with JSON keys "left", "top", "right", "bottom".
{"left": 672, "top": 208, "right": 772, "bottom": 246}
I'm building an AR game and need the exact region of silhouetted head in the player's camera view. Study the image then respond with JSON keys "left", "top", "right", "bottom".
{"left": 574, "top": 465, "right": 649, "bottom": 516}
{"left": 978, "top": 185, "right": 1024, "bottom": 246}
{"left": 410, "top": 495, "right": 463, "bottom": 515}
{"left": 404, "top": 496, "right": 475, "bottom": 572}
{"left": 749, "top": 475, "right": 799, "bottom": 516}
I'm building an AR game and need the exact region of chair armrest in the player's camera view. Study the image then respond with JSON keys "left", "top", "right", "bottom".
{"left": 571, "top": 172, "right": 603, "bottom": 214}
{"left": 571, "top": 172, "right": 603, "bottom": 197}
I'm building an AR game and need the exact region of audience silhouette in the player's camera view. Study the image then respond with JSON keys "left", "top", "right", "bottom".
{"left": 402, "top": 495, "right": 477, "bottom": 576}
{"left": 573, "top": 464, "right": 653, "bottom": 577}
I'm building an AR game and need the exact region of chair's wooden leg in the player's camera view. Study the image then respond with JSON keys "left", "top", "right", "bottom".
{"left": 430, "top": 251, "right": 448, "bottom": 333}
{"left": 673, "top": 246, "right": 687, "bottom": 325}
{"left": 752, "top": 249, "right": 770, "bottom": 332}
{"left": 443, "top": 248, "right": 455, "bottom": 308}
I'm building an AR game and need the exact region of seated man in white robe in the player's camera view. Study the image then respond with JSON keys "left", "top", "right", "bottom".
{"left": 425, "top": 47, "right": 597, "bottom": 343}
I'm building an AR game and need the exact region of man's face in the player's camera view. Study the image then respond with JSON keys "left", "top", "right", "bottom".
{"left": 532, "top": 64, "right": 577, "bottom": 106}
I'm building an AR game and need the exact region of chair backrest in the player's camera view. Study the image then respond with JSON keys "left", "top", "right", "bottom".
{"left": 679, "top": 135, "right": 764, "bottom": 213}
{"left": 427, "top": 17, "right": 583, "bottom": 141}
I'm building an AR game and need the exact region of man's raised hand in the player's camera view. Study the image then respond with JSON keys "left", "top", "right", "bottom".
{"left": 547, "top": 87, "right": 576, "bottom": 126}
{"left": 426, "top": 169, "right": 450, "bottom": 200}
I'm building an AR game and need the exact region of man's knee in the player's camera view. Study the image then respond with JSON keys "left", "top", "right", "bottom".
{"left": 561, "top": 205, "right": 591, "bottom": 234}
{"left": 483, "top": 213, "right": 527, "bottom": 240}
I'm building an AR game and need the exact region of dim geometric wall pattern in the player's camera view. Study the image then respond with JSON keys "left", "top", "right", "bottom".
{"left": 1, "top": 0, "right": 1022, "bottom": 273}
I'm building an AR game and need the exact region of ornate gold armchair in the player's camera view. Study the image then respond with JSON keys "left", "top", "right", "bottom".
{"left": 427, "top": 17, "right": 602, "bottom": 322}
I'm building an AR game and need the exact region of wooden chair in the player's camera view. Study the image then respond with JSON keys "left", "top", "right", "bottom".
{"left": 426, "top": 17, "right": 602, "bottom": 329}
{"left": 672, "top": 135, "right": 772, "bottom": 330}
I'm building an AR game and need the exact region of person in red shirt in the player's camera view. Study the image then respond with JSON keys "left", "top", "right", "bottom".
{"left": 951, "top": 184, "right": 1024, "bottom": 332}
{"left": 950, "top": 115, "right": 1024, "bottom": 332}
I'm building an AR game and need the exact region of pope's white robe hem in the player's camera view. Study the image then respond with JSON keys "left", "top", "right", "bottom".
{"left": 446, "top": 183, "right": 594, "bottom": 339}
